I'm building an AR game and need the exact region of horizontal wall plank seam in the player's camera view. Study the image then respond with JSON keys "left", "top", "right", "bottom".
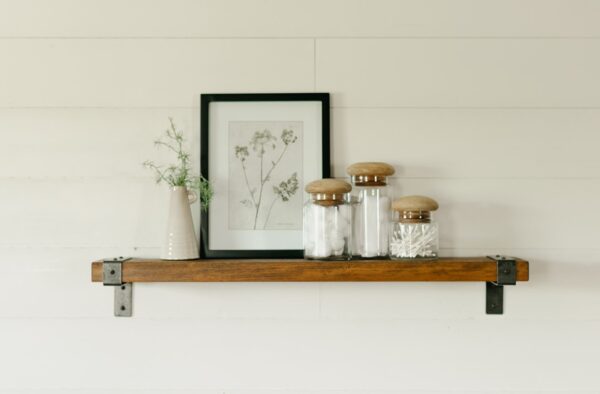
{"left": 2, "top": 36, "right": 600, "bottom": 40}
{"left": 333, "top": 106, "right": 600, "bottom": 110}
{"left": 4, "top": 176, "right": 600, "bottom": 181}
{"left": 2, "top": 245, "right": 599, "bottom": 251}
{"left": 0, "top": 106, "right": 200, "bottom": 109}
{"left": 0, "top": 317, "right": 598, "bottom": 324}
{"left": 4, "top": 106, "right": 600, "bottom": 110}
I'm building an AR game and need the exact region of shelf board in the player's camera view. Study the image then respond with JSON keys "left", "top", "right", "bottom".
{"left": 91, "top": 257, "right": 529, "bottom": 283}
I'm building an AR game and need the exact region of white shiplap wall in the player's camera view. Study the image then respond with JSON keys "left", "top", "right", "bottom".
{"left": 1, "top": 1, "right": 599, "bottom": 392}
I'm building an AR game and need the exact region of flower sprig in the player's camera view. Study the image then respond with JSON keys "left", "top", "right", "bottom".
{"left": 143, "top": 118, "right": 213, "bottom": 210}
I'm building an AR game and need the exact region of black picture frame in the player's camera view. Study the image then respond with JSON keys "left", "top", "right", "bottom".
{"left": 200, "top": 93, "right": 330, "bottom": 259}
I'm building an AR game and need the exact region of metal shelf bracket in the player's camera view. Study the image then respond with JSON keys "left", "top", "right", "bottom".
{"left": 102, "top": 257, "right": 132, "bottom": 317}
{"left": 486, "top": 255, "right": 517, "bottom": 315}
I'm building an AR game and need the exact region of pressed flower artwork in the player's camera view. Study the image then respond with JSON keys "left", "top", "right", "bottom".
{"left": 201, "top": 92, "right": 329, "bottom": 258}
{"left": 228, "top": 121, "right": 303, "bottom": 230}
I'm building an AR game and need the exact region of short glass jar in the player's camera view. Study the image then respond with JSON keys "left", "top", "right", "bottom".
{"left": 389, "top": 195, "right": 439, "bottom": 260}
{"left": 347, "top": 162, "right": 395, "bottom": 258}
{"left": 303, "top": 179, "right": 352, "bottom": 260}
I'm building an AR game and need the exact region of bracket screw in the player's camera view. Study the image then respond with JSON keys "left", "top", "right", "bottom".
{"left": 110, "top": 269, "right": 116, "bottom": 275}
{"left": 120, "top": 305, "right": 126, "bottom": 311}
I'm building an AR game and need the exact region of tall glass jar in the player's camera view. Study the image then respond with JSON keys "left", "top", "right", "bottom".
{"left": 389, "top": 195, "right": 439, "bottom": 260}
{"left": 303, "top": 179, "right": 352, "bottom": 260}
{"left": 347, "top": 162, "right": 395, "bottom": 258}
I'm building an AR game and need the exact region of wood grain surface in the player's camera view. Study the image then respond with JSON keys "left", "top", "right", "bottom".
{"left": 91, "top": 257, "right": 529, "bottom": 283}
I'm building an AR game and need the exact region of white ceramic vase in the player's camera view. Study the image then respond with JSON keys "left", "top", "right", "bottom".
{"left": 161, "top": 186, "right": 199, "bottom": 260}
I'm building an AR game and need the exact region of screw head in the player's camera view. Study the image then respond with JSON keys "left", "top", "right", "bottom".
{"left": 121, "top": 285, "right": 126, "bottom": 290}
{"left": 110, "top": 269, "right": 116, "bottom": 275}
{"left": 120, "top": 305, "right": 126, "bottom": 311}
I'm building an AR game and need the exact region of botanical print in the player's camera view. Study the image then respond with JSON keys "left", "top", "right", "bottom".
{"left": 228, "top": 121, "right": 303, "bottom": 230}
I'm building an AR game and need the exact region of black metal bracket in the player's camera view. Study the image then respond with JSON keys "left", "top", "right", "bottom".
{"left": 102, "top": 257, "right": 133, "bottom": 317}
{"left": 486, "top": 255, "right": 517, "bottom": 315}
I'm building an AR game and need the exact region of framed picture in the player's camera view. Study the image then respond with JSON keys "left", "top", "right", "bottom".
{"left": 200, "top": 93, "right": 330, "bottom": 258}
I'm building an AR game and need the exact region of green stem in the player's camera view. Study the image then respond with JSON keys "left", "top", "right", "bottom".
{"left": 263, "top": 195, "right": 279, "bottom": 229}
{"left": 263, "top": 144, "right": 289, "bottom": 188}
{"left": 240, "top": 161, "right": 257, "bottom": 207}
{"left": 253, "top": 143, "right": 290, "bottom": 229}
{"left": 154, "top": 140, "right": 179, "bottom": 155}
{"left": 253, "top": 146, "right": 265, "bottom": 230}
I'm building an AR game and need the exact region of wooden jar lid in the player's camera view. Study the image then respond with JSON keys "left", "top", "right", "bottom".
{"left": 347, "top": 162, "right": 396, "bottom": 177}
{"left": 305, "top": 179, "right": 352, "bottom": 194}
{"left": 392, "top": 195, "right": 439, "bottom": 212}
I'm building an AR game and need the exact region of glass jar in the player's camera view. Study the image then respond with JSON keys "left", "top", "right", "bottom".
{"left": 389, "top": 195, "right": 439, "bottom": 260}
{"left": 347, "top": 162, "right": 395, "bottom": 258}
{"left": 303, "top": 179, "right": 352, "bottom": 260}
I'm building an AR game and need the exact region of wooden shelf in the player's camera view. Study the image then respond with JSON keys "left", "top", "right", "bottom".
{"left": 92, "top": 256, "right": 529, "bottom": 316}
{"left": 91, "top": 257, "right": 529, "bottom": 283}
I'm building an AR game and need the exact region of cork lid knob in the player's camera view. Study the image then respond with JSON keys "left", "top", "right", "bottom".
{"left": 392, "top": 195, "right": 439, "bottom": 212}
{"left": 305, "top": 179, "right": 352, "bottom": 194}
{"left": 346, "top": 162, "right": 396, "bottom": 177}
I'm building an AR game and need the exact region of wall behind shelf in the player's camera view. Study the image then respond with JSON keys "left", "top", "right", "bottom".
{"left": 1, "top": 1, "right": 599, "bottom": 392}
